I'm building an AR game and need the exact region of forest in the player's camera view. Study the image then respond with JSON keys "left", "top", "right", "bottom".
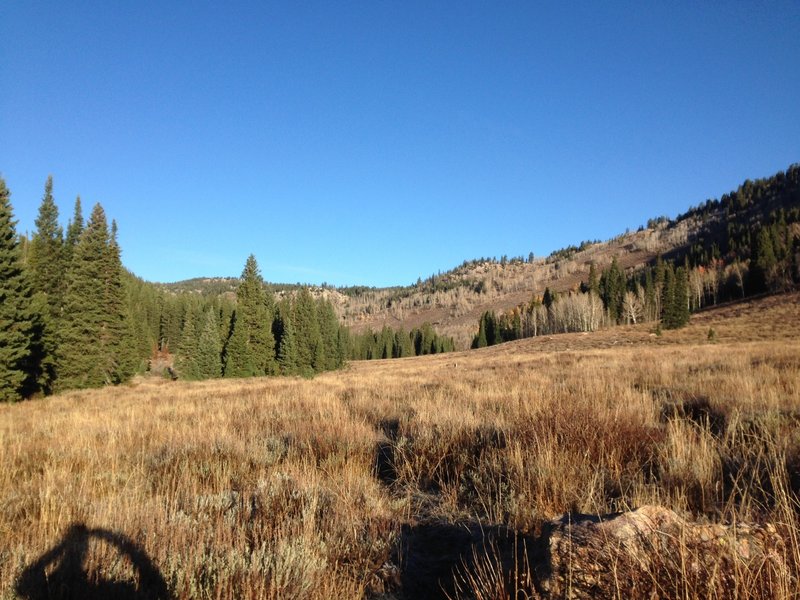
{"left": 473, "top": 164, "right": 800, "bottom": 348}
{"left": 0, "top": 177, "right": 452, "bottom": 402}
{"left": 2, "top": 163, "right": 798, "bottom": 401}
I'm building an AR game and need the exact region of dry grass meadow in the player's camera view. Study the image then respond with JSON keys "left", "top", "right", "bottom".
{"left": 2, "top": 293, "right": 799, "bottom": 599}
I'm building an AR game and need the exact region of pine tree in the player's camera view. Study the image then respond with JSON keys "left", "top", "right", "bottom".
{"left": 587, "top": 263, "right": 599, "bottom": 296}
{"left": 600, "top": 258, "right": 625, "bottom": 323}
{"left": 660, "top": 263, "right": 678, "bottom": 329}
{"left": 752, "top": 226, "right": 778, "bottom": 292}
{"left": 275, "top": 302, "right": 298, "bottom": 375}
{"left": 0, "top": 178, "right": 37, "bottom": 401}
{"left": 106, "top": 220, "right": 138, "bottom": 381}
{"left": 175, "top": 305, "right": 200, "bottom": 379}
{"left": 336, "top": 326, "right": 350, "bottom": 366}
{"left": 317, "top": 299, "right": 341, "bottom": 370}
{"left": 196, "top": 308, "right": 222, "bottom": 379}
{"left": 28, "top": 176, "right": 65, "bottom": 301}
{"left": 58, "top": 204, "right": 131, "bottom": 389}
{"left": 222, "top": 310, "right": 252, "bottom": 377}
{"left": 293, "top": 287, "right": 322, "bottom": 375}
{"left": 671, "top": 266, "right": 691, "bottom": 328}
{"left": 223, "top": 255, "right": 276, "bottom": 377}
{"left": 394, "top": 329, "right": 413, "bottom": 358}
{"left": 472, "top": 313, "right": 488, "bottom": 349}
{"left": 27, "top": 177, "right": 65, "bottom": 393}
{"left": 64, "top": 196, "right": 84, "bottom": 265}
{"left": 379, "top": 326, "right": 394, "bottom": 359}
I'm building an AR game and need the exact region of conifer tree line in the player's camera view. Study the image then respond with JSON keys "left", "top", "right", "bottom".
{"left": 348, "top": 323, "right": 455, "bottom": 360}
{"left": 473, "top": 164, "right": 800, "bottom": 349}
{"left": 1, "top": 176, "right": 138, "bottom": 401}
{"left": 2, "top": 176, "right": 457, "bottom": 401}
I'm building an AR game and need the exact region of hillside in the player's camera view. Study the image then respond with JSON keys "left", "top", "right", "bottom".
{"left": 2, "top": 292, "right": 798, "bottom": 598}
{"left": 334, "top": 164, "right": 800, "bottom": 346}
{"left": 164, "top": 163, "right": 800, "bottom": 349}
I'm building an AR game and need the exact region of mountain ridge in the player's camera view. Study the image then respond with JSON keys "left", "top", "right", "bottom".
{"left": 159, "top": 163, "right": 800, "bottom": 348}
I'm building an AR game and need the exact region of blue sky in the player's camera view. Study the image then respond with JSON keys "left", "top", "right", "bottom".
{"left": 1, "top": 2, "right": 798, "bottom": 287}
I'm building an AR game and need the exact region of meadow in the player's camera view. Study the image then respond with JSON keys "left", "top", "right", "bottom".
{"left": 2, "top": 293, "right": 799, "bottom": 599}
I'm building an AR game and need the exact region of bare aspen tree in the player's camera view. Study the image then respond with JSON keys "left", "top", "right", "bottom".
{"left": 703, "top": 265, "right": 719, "bottom": 306}
{"left": 689, "top": 268, "right": 705, "bottom": 310}
{"left": 622, "top": 291, "right": 644, "bottom": 324}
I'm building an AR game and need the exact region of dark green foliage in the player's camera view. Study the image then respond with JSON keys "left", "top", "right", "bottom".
{"left": 274, "top": 301, "right": 298, "bottom": 375}
{"left": 317, "top": 299, "right": 342, "bottom": 370}
{"left": 175, "top": 305, "right": 201, "bottom": 379}
{"left": 660, "top": 264, "right": 676, "bottom": 328}
{"left": 292, "top": 287, "right": 322, "bottom": 375}
{"left": 599, "top": 258, "right": 625, "bottom": 323}
{"left": 472, "top": 311, "right": 501, "bottom": 348}
{"left": 175, "top": 303, "right": 222, "bottom": 380}
{"left": 350, "top": 323, "right": 454, "bottom": 360}
{"left": 379, "top": 326, "right": 394, "bottom": 359}
{"left": 27, "top": 177, "right": 66, "bottom": 394}
{"left": 124, "top": 273, "right": 162, "bottom": 366}
{"left": 28, "top": 176, "right": 65, "bottom": 302}
{"left": 158, "top": 294, "right": 185, "bottom": 353}
{"left": 64, "top": 196, "right": 83, "bottom": 266}
{"left": 581, "top": 262, "right": 600, "bottom": 295}
{"left": 670, "top": 266, "right": 691, "bottom": 328}
{"left": 58, "top": 205, "right": 133, "bottom": 389}
{"left": 472, "top": 313, "right": 488, "bottom": 349}
{"left": 394, "top": 328, "right": 414, "bottom": 357}
{"left": 751, "top": 226, "right": 778, "bottom": 292}
{"left": 0, "top": 179, "right": 37, "bottom": 401}
{"left": 223, "top": 255, "right": 276, "bottom": 377}
{"left": 107, "top": 221, "right": 139, "bottom": 381}
{"left": 1, "top": 175, "right": 356, "bottom": 395}
{"left": 222, "top": 311, "right": 252, "bottom": 377}
{"left": 196, "top": 309, "right": 223, "bottom": 379}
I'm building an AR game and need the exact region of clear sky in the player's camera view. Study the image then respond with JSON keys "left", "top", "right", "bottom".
{"left": 1, "top": 2, "right": 799, "bottom": 287}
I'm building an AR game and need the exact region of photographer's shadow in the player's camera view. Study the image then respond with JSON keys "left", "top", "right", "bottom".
{"left": 15, "top": 523, "right": 171, "bottom": 600}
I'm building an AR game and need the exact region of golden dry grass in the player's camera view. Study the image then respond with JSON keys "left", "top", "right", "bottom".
{"left": 2, "top": 293, "right": 799, "bottom": 598}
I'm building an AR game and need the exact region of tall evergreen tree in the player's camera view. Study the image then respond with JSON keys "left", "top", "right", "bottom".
{"left": 175, "top": 304, "right": 200, "bottom": 379}
{"left": 28, "top": 176, "right": 65, "bottom": 301}
{"left": 195, "top": 308, "right": 222, "bottom": 379}
{"left": 27, "top": 176, "right": 65, "bottom": 393}
{"left": 751, "top": 226, "right": 778, "bottom": 292}
{"left": 336, "top": 326, "right": 350, "bottom": 366}
{"left": 600, "top": 258, "right": 625, "bottom": 323}
{"left": 317, "top": 298, "right": 341, "bottom": 370}
{"left": 670, "top": 266, "right": 691, "bottom": 328}
{"left": 64, "top": 195, "right": 84, "bottom": 265}
{"left": 275, "top": 301, "right": 298, "bottom": 375}
{"left": 660, "top": 263, "right": 679, "bottom": 329}
{"left": 106, "top": 220, "right": 138, "bottom": 380}
{"left": 394, "top": 329, "right": 414, "bottom": 358}
{"left": 472, "top": 312, "right": 489, "bottom": 349}
{"left": 0, "top": 179, "right": 37, "bottom": 401}
{"left": 223, "top": 255, "right": 276, "bottom": 377}
{"left": 293, "top": 287, "right": 322, "bottom": 375}
{"left": 222, "top": 310, "right": 252, "bottom": 377}
{"left": 58, "top": 204, "right": 130, "bottom": 389}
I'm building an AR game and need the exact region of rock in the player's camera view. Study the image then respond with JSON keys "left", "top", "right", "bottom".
{"left": 537, "top": 505, "right": 790, "bottom": 598}
{"left": 374, "top": 506, "right": 791, "bottom": 599}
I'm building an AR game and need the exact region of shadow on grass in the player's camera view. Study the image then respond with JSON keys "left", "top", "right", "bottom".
{"left": 388, "top": 521, "right": 543, "bottom": 600}
{"left": 15, "top": 523, "right": 171, "bottom": 600}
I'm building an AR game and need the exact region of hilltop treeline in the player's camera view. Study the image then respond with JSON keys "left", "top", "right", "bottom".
{"left": 474, "top": 164, "right": 800, "bottom": 348}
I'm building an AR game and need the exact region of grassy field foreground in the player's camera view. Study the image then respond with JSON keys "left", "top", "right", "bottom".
{"left": 2, "top": 293, "right": 799, "bottom": 599}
